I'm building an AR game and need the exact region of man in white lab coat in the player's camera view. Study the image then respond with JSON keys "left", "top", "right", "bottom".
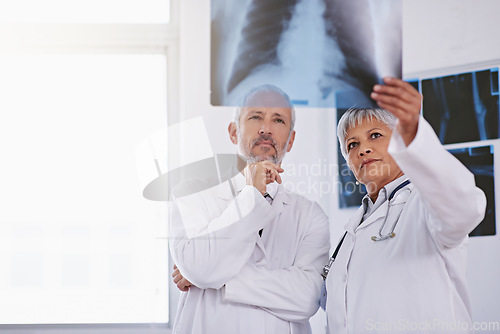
{"left": 169, "top": 84, "right": 330, "bottom": 334}
{"left": 325, "top": 77, "right": 487, "bottom": 333}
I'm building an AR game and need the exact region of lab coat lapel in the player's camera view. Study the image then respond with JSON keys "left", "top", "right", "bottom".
{"left": 255, "top": 186, "right": 293, "bottom": 256}
{"left": 271, "top": 186, "right": 295, "bottom": 215}
{"left": 344, "top": 206, "right": 364, "bottom": 235}
{"left": 344, "top": 201, "right": 388, "bottom": 234}
{"left": 357, "top": 202, "right": 388, "bottom": 230}
{"left": 353, "top": 183, "right": 413, "bottom": 232}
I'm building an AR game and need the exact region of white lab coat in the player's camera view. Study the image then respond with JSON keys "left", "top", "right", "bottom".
{"left": 169, "top": 172, "right": 330, "bottom": 334}
{"left": 326, "top": 117, "right": 487, "bottom": 334}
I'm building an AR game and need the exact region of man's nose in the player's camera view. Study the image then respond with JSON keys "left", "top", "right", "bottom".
{"left": 259, "top": 123, "right": 272, "bottom": 135}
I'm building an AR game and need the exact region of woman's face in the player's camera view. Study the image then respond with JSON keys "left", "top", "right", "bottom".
{"left": 344, "top": 117, "right": 403, "bottom": 197}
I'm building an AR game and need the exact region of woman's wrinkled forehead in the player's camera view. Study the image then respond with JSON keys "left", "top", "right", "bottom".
{"left": 345, "top": 116, "right": 392, "bottom": 138}
{"left": 345, "top": 115, "right": 375, "bottom": 136}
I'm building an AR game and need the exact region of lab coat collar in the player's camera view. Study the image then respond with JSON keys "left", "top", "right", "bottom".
{"left": 361, "top": 176, "right": 407, "bottom": 214}
{"left": 265, "top": 180, "right": 279, "bottom": 200}
{"left": 215, "top": 171, "right": 294, "bottom": 207}
{"left": 268, "top": 184, "right": 296, "bottom": 215}
{"left": 345, "top": 176, "right": 412, "bottom": 233}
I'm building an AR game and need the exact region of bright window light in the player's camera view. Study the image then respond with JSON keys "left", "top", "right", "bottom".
{"left": 0, "top": 54, "right": 169, "bottom": 324}
{"left": 0, "top": 0, "right": 170, "bottom": 23}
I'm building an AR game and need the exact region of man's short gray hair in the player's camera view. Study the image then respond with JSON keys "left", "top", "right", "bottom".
{"left": 337, "top": 108, "right": 397, "bottom": 159}
{"left": 232, "top": 84, "right": 296, "bottom": 133}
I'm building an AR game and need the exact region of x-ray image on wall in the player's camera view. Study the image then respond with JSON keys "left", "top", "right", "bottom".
{"left": 448, "top": 145, "right": 496, "bottom": 237}
{"left": 422, "top": 68, "right": 499, "bottom": 145}
{"left": 211, "top": 0, "right": 402, "bottom": 109}
{"left": 407, "top": 79, "right": 419, "bottom": 92}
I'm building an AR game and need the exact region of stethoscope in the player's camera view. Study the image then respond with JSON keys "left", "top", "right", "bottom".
{"left": 322, "top": 179, "right": 411, "bottom": 281}
{"left": 319, "top": 179, "right": 412, "bottom": 310}
{"left": 371, "top": 179, "right": 411, "bottom": 241}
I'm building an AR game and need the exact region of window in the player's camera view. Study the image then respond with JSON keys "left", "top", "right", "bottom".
{"left": 0, "top": 0, "right": 177, "bottom": 328}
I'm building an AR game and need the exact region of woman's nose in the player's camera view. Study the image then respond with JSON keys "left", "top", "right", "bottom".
{"left": 359, "top": 148, "right": 372, "bottom": 156}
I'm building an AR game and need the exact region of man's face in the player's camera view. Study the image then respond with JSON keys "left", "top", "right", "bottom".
{"left": 344, "top": 117, "right": 402, "bottom": 192}
{"left": 237, "top": 107, "right": 294, "bottom": 164}
{"left": 228, "top": 92, "right": 295, "bottom": 164}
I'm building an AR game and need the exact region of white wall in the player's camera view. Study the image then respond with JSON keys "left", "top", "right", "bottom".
{"left": 403, "top": 0, "right": 500, "bottom": 76}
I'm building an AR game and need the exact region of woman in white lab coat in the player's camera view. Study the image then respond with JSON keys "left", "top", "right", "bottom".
{"left": 325, "top": 77, "right": 486, "bottom": 333}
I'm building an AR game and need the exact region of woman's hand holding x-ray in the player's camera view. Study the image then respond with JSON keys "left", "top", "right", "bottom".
{"left": 371, "top": 77, "right": 423, "bottom": 146}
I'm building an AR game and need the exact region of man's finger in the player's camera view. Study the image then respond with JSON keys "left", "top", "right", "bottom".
{"left": 275, "top": 172, "right": 282, "bottom": 184}
{"left": 177, "top": 278, "right": 191, "bottom": 292}
{"left": 173, "top": 274, "right": 182, "bottom": 284}
{"left": 259, "top": 161, "right": 284, "bottom": 173}
{"left": 177, "top": 278, "right": 192, "bottom": 291}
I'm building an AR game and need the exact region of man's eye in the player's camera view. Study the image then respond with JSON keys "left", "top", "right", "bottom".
{"left": 275, "top": 118, "right": 285, "bottom": 124}
{"left": 347, "top": 142, "right": 357, "bottom": 151}
{"left": 371, "top": 132, "right": 382, "bottom": 139}
{"left": 249, "top": 115, "right": 261, "bottom": 120}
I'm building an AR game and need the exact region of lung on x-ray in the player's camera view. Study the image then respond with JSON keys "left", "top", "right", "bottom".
{"left": 211, "top": 0, "right": 402, "bottom": 108}
{"left": 422, "top": 68, "right": 500, "bottom": 145}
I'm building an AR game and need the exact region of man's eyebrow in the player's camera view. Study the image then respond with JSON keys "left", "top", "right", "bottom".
{"left": 272, "top": 112, "right": 289, "bottom": 119}
{"left": 247, "top": 110, "right": 264, "bottom": 115}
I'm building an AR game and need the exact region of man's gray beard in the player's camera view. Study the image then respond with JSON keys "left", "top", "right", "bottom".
{"left": 236, "top": 129, "right": 291, "bottom": 165}
{"left": 244, "top": 152, "right": 281, "bottom": 165}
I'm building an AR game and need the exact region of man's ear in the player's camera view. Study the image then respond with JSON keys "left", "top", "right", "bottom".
{"left": 286, "top": 130, "right": 296, "bottom": 152}
{"left": 228, "top": 122, "right": 238, "bottom": 145}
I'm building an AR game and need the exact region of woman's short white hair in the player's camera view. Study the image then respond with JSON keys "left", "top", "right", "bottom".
{"left": 337, "top": 108, "right": 397, "bottom": 159}
{"left": 233, "top": 84, "right": 296, "bottom": 133}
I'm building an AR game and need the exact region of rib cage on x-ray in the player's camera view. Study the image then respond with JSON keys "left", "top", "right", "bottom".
{"left": 227, "top": 0, "right": 299, "bottom": 93}
{"left": 213, "top": 0, "right": 402, "bottom": 107}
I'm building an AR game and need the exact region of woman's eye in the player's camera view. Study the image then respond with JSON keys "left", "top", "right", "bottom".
{"left": 371, "top": 132, "right": 382, "bottom": 139}
{"left": 347, "top": 142, "right": 358, "bottom": 151}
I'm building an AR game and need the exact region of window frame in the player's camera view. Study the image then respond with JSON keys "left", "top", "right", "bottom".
{"left": 0, "top": 0, "right": 179, "bottom": 332}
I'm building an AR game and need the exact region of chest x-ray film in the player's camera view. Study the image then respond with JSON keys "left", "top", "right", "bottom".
{"left": 211, "top": 0, "right": 402, "bottom": 108}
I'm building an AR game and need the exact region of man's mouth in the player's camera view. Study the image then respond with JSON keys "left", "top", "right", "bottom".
{"left": 257, "top": 141, "right": 274, "bottom": 147}
{"left": 253, "top": 136, "right": 276, "bottom": 151}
